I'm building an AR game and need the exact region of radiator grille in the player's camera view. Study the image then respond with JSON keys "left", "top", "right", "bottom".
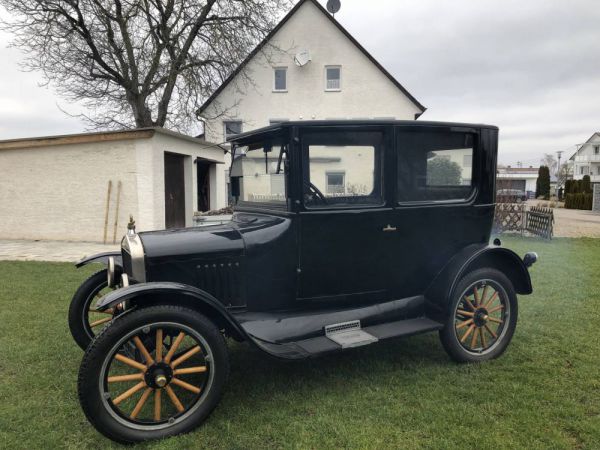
{"left": 195, "top": 261, "right": 244, "bottom": 307}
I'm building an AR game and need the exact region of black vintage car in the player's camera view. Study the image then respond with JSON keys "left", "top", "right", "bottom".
{"left": 73, "top": 120, "right": 537, "bottom": 443}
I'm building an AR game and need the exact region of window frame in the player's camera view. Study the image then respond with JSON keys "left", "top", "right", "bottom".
{"left": 325, "top": 171, "right": 346, "bottom": 194}
{"left": 324, "top": 65, "right": 342, "bottom": 92}
{"left": 223, "top": 120, "right": 243, "bottom": 141}
{"left": 273, "top": 67, "right": 288, "bottom": 92}
{"left": 395, "top": 127, "right": 479, "bottom": 207}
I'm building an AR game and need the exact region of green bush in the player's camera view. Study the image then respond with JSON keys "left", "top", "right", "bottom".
{"left": 565, "top": 192, "right": 593, "bottom": 210}
{"left": 582, "top": 175, "right": 592, "bottom": 194}
{"left": 536, "top": 166, "right": 551, "bottom": 199}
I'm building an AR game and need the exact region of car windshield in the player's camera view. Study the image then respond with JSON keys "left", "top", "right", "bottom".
{"left": 230, "top": 143, "right": 288, "bottom": 205}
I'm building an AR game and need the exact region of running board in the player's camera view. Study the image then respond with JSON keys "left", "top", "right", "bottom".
{"left": 248, "top": 317, "right": 443, "bottom": 360}
{"left": 324, "top": 320, "right": 378, "bottom": 348}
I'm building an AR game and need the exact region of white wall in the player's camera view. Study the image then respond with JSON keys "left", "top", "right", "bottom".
{"left": 573, "top": 133, "right": 600, "bottom": 180}
{"left": 0, "top": 131, "right": 226, "bottom": 242}
{"left": 0, "top": 139, "right": 139, "bottom": 242}
{"left": 201, "top": 0, "right": 422, "bottom": 143}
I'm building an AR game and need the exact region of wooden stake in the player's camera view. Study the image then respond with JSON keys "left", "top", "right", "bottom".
{"left": 103, "top": 180, "right": 112, "bottom": 244}
{"left": 112, "top": 181, "right": 122, "bottom": 244}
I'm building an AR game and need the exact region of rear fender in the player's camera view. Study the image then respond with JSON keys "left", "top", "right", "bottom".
{"left": 425, "top": 244, "right": 533, "bottom": 320}
{"left": 75, "top": 252, "right": 122, "bottom": 269}
{"left": 95, "top": 282, "right": 248, "bottom": 341}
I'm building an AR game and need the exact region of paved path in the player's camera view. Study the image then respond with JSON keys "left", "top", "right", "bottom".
{"left": 552, "top": 208, "right": 600, "bottom": 238}
{"left": 0, "top": 239, "right": 119, "bottom": 262}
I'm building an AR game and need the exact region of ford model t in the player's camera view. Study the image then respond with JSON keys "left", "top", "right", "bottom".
{"left": 71, "top": 120, "right": 537, "bottom": 443}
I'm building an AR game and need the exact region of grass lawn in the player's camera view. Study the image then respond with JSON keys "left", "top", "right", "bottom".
{"left": 0, "top": 236, "right": 599, "bottom": 449}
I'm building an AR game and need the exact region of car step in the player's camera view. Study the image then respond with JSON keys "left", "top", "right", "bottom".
{"left": 324, "top": 320, "right": 378, "bottom": 348}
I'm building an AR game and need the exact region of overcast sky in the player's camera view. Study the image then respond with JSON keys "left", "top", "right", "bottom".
{"left": 1, "top": 0, "right": 599, "bottom": 165}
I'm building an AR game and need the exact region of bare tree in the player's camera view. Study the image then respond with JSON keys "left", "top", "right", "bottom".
{"left": 540, "top": 153, "right": 558, "bottom": 174}
{"left": 0, "top": 0, "right": 292, "bottom": 131}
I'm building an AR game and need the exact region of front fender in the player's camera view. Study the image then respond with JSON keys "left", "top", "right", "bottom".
{"left": 426, "top": 244, "right": 533, "bottom": 318}
{"left": 75, "top": 251, "right": 122, "bottom": 269}
{"left": 96, "top": 282, "right": 249, "bottom": 341}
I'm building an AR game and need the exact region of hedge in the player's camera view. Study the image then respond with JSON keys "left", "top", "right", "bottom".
{"left": 565, "top": 193, "right": 593, "bottom": 210}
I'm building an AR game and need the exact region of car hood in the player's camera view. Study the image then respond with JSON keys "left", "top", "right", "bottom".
{"left": 139, "top": 221, "right": 244, "bottom": 262}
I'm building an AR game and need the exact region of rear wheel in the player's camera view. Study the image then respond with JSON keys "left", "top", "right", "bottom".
{"left": 439, "top": 268, "right": 518, "bottom": 363}
{"left": 68, "top": 269, "right": 119, "bottom": 350}
{"left": 78, "top": 305, "right": 229, "bottom": 444}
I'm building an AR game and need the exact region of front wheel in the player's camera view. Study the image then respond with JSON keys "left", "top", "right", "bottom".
{"left": 439, "top": 268, "right": 518, "bottom": 363}
{"left": 78, "top": 305, "right": 229, "bottom": 443}
{"left": 68, "top": 269, "right": 119, "bottom": 350}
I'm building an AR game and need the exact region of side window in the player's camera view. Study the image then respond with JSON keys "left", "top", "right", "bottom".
{"left": 303, "top": 130, "right": 383, "bottom": 208}
{"left": 397, "top": 130, "right": 475, "bottom": 202}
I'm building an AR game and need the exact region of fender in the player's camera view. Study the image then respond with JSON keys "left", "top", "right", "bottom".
{"left": 425, "top": 244, "right": 533, "bottom": 319}
{"left": 95, "top": 282, "right": 249, "bottom": 341}
{"left": 75, "top": 251, "right": 122, "bottom": 269}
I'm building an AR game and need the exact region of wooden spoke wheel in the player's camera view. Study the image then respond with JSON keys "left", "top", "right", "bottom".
{"left": 69, "top": 269, "right": 120, "bottom": 350}
{"left": 78, "top": 305, "right": 229, "bottom": 444}
{"left": 103, "top": 326, "right": 210, "bottom": 425}
{"left": 454, "top": 280, "right": 509, "bottom": 354}
{"left": 439, "top": 268, "right": 518, "bottom": 363}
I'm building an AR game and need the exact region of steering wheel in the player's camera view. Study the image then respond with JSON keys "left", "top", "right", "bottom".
{"left": 304, "top": 181, "right": 328, "bottom": 204}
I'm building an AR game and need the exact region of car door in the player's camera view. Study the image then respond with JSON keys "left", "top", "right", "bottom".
{"left": 387, "top": 125, "right": 490, "bottom": 299}
{"left": 297, "top": 126, "right": 395, "bottom": 304}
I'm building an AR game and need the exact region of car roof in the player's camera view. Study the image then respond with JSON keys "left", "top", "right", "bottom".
{"left": 228, "top": 119, "right": 499, "bottom": 145}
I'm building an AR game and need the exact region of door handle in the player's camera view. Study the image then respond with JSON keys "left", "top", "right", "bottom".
{"left": 382, "top": 224, "right": 397, "bottom": 232}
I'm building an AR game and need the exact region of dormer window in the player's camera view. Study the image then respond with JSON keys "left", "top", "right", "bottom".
{"left": 273, "top": 67, "right": 287, "bottom": 92}
{"left": 325, "top": 66, "right": 341, "bottom": 91}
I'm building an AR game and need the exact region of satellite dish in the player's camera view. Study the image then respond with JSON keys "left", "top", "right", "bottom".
{"left": 326, "top": 0, "right": 341, "bottom": 14}
{"left": 294, "top": 50, "right": 311, "bottom": 66}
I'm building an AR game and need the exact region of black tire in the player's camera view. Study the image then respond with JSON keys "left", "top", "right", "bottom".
{"left": 78, "top": 305, "right": 229, "bottom": 444}
{"left": 439, "top": 267, "right": 518, "bottom": 363}
{"left": 68, "top": 269, "right": 118, "bottom": 350}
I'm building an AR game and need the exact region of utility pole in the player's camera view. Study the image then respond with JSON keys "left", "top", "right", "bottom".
{"left": 556, "top": 150, "right": 564, "bottom": 198}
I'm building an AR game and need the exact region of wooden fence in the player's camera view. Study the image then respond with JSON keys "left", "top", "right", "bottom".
{"left": 494, "top": 204, "right": 554, "bottom": 239}
{"left": 525, "top": 206, "right": 554, "bottom": 239}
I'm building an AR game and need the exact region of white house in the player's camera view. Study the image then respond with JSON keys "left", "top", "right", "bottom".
{"left": 496, "top": 166, "right": 539, "bottom": 196}
{"left": 569, "top": 132, "right": 600, "bottom": 183}
{"left": 197, "top": 0, "right": 425, "bottom": 144}
{"left": 0, "top": 128, "right": 225, "bottom": 242}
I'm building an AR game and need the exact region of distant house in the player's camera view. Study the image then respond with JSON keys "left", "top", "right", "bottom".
{"left": 569, "top": 132, "right": 600, "bottom": 182}
{"left": 0, "top": 129, "right": 224, "bottom": 242}
{"left": 496, "top": 166, "right": 539, "bottom": 197}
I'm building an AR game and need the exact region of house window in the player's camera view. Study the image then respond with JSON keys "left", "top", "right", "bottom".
{"left": 594, "top": 145, "right": 599, "bottom": 155}
{"left": 223, "top": 120, "right": 242, "bottom": 140}
{"left": 273, "top": 67, "right": 287, "bottom": 92}
{"left": 325, "top": 66, "right": 341, "bottom": 91}
{"left": 326, "top": 172, "right": 345, "bottom": 194}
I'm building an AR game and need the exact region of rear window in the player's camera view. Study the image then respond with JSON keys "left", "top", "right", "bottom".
{"left": 397, "top": 130, "right": 475, "bottom": 203}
